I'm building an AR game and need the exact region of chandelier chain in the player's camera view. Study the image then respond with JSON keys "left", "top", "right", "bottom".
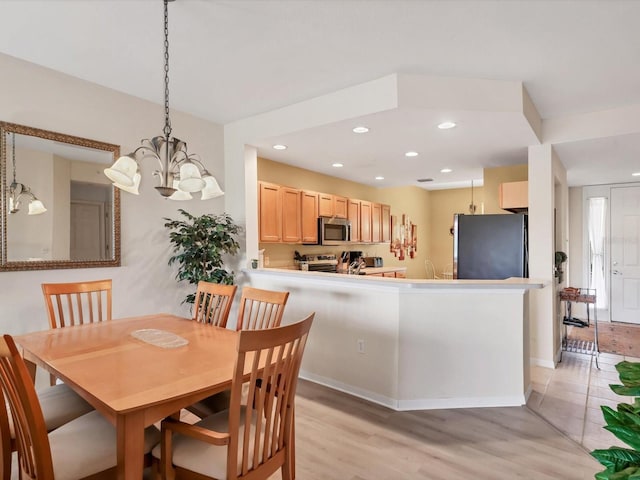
{"left": 163, "top": 0, "right": 172, "bottom": 138}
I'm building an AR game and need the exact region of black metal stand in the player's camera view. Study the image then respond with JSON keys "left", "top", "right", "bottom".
{"left": 559, "top": 288, "right": 599, "bottom": 369}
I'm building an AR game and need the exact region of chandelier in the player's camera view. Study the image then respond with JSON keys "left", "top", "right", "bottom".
{"left": 104, "top": 0, "right": 223, "bottom": 200}
{"left": 7, "top": 133, "right": 47, "bottom": 215}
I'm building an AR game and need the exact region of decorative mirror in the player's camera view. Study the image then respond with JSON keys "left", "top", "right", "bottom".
{"left": 0, "top": 121, "right": 120, "bottom": 271}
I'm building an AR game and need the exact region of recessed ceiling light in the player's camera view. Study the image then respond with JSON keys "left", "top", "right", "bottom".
{"left": 440, "top": 168, "right": 452, "bottom": 173}
{"left": 375, "top": 176, "right": 384, "bottom": 180}
{"left": 437, "top": 121, "right": 456, "bottom": 130}
{"left": 633, "top": 172, "right": 640, "bottom": 176}
{"left": 332, "top": 163, "right": 344, "bottom": 168}
{"left": 405, "top": 151, "right": 419, "bottom": 157}
{"left": 352, "top": 126, "right": 369, "bottom": 134}
{"left": 272, "top": 144, "right": 287, "bottom": 150}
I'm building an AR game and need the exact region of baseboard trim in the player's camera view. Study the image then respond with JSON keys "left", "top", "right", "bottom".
{"left": 299, "top": 370, "right": 527, "bottom": 411}
{"left": 299, "top": 370, "right": 398, "bottom": 410}
{"left": 530, "top": 357, "right": 556, "bottom": 369}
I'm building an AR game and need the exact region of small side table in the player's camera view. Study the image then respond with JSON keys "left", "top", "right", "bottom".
{"left": 559, "top": 287, "right": 599, "bottom": 368}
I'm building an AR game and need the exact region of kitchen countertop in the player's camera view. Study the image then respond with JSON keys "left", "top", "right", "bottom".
{"left": 248, "top": 267, "right": 545, "bottom": 290}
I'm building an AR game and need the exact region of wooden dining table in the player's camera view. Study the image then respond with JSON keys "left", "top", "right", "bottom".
{"left": 14, "top": 313, "right": 240, "bottom": 480}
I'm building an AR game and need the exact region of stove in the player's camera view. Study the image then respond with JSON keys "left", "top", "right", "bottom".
{"left": 298, "top": 254, "right": 338, "bottom": 272}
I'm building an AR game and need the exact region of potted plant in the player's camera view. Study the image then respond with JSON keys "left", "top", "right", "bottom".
{"left": 591, "top": 361, "right": 640, "bottom": 479}
{"left": 164, "top": 209, "right": 241, "bottom": 305}
{"left": 555, "top": 251, "right": 568, "bottom": 283}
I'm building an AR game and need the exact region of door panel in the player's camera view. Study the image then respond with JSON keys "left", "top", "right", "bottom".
{"left": 611, "top": 186, "right": 640, "bottom": 323}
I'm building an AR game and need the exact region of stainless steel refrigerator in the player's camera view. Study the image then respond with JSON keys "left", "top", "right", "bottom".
{"left": 453, "top": 213, "right": 528, "bottom": 279}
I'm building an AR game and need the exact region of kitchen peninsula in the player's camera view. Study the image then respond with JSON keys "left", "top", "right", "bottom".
{"left": 246, "top": 268, "right": 543, "bottom": 411}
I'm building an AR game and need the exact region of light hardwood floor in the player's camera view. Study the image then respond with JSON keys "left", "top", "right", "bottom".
{"left": 12, "top": 359, "right": 610, "bottom": 480}
{"left": 293, "top": 379, "right": 599, "bottom": 479}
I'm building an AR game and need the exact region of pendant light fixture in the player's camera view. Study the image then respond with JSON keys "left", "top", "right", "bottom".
{"left": 7, "top": 133, "right": 47, "bottom": 215}
{"left": 104, "top": 0, "right": 223, "bottom": 200}
{"left": 469, "top": 180, "right": 477, "bottom": 215}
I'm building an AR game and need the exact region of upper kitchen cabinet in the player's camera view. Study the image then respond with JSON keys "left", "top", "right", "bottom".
{"left": 360, "top": 200, "right": 373, "bottom": 243}
{"left": 372, "top": 203, "right": 382, "bottom": 242}
{"left": 371, "top": 203, "right": 391, "bottom": 243}
{"left": 318, "top": 193, "right": 348, "bottom": 218}
{"left": 259, "top": 181, "right": 301, "bottom": 243}
{"left": 499, "top": 181, "right": 528, "bottom": 213}
{"left": 381, "top": 204, "right": 391, "bottom": 242}
{"left": 301, "top": 190, "right": 319, "bottom": 244}
{"left": 347, "top": 199, "right": 361, "bottom": 243}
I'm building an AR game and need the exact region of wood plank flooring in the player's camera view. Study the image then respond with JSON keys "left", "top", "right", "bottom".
{"left": 293, "top": 379, "right": 599, "bottom": 479}
{"left": 567, "top": 321, "right": 640, "bottom": 356}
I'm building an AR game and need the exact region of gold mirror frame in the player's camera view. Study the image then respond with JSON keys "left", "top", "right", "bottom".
{"left": 0, "top": 121, "right": 121, "bottom": 271}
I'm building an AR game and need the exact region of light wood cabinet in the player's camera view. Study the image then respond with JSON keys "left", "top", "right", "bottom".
{"left": 318, "top": 193, "right": 333, "bottom": 217}
{"left": 259, "top": 180, "right": 393, "bottom": 246}
{"left": 334, "top": 195, "right": 348, "bottom": 218}
{"left": 499, "top": 181, "right": 528, "bottom": 213}
{"left": 318, "top": 193, "right": 348, "bottom": 218}
{"left": 301, "top": 191, "right": 319, "bottom": 244}
{"left": 360, "top": 200, "right": 372, "bottom": 243}
{"left": 259, "top": 182, "right": 282, "bottom": 242}
{"left": 372, "top": 203, "right": 382, "bottom": 243}
{"left": 347, "top": 199, "right": 360, "bottom": 243}
{"left": 281, "top": 187, "right": 302, "bottom": 243}
{"left": 381, "top": 204, "right": 391, "bottom": 243}
{"left": 259, "top": 182, "right": 301, "bottom": 243}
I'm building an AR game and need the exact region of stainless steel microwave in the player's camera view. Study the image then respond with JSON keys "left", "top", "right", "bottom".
{"left": 317, "top": 217, "right": 351, "bottom": 245}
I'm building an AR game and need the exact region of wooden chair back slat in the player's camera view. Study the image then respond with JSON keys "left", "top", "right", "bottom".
{"left": 193, "top": 282, "right": 237, "bottom": 327}
{"left": 236, "top": 287, "right": 289, "bottom": 331}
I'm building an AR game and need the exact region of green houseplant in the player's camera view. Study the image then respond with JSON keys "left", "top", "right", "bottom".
{"left": 591, "top": 361, "right": 640, "bottom": 479}
{"left": 555, "top": 251, "right": 568, "bottom": 283}
{"left": 164, "top": 209, "right": 241, "bottom": 305}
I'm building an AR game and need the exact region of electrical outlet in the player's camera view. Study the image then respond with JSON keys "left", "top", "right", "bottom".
{"left": 264, "top": 256, "right": 270, "bottom": 266}
{"left": 357, "top": 339, "right": 365, "bottom": 354}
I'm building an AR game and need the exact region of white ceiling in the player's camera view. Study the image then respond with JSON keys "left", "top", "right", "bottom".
{"left": 2, "top": 0, "right": 640, "bottom": 189}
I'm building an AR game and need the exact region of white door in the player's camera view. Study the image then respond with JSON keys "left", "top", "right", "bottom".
{"left": 70, "top": 201, "right": 105, "bottom": 260}
{"left": 610, "top": 186, "right": 640, "bottom": 324}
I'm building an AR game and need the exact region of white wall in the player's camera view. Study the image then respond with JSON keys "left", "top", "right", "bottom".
{"left": 0, "top": 53, "right": 225, "bottom": 336}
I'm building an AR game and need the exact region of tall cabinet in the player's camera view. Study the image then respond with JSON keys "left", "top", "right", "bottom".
{"left": 259, "top": 182, "right": 301, "bottom": 243}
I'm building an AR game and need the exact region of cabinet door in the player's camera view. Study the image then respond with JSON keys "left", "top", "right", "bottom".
{"left": 347, "top": 199, "right": 360, "bottom": 243}
{"left": 372, "top": 203, "right": 382, "bottom": 243}
{"left": 318, "top": 193, "right": 334, "bottom": 217}
{"left": 301, "top": 191, "right": 319, "bottom": 243}
{"left": 499, "top": 181, "right": 528, "bottom": 210}
{"left": 334, "top": 195, "right": 348, "bottom": 218}
{"left": 381, "top": 204, "right": 391, "bottom": 242}
{"left": 259, "top": 182, "right": 281, "bottom": 242}
{"left": 281, "top": 187, "right": 301, "bottom": 243}
{"left": 360, "top": 201, "right": 372, "bottom": 243}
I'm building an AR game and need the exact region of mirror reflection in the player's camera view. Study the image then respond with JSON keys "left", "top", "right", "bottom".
{"left": 1, "top": 122, "right": 120, "bottom": 270}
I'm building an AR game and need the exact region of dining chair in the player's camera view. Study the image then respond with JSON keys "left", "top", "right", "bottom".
{"left": 42, "top": 279, "right": 112, "bottom": 387}
{"left": 42, "top": 279, "right": 112, "bottom": 329}
{"left": 154, "top": 313, "right": 314, "bottom": 480}
{"left": 441, "top": 263, "right": 454, "bottom": 280}
{"left": 0, "top": 334, "right": 160, "bottom": 480}
{"left": 234, "top": 286, "right": 289, "bottom": 331}
{"left": 193, "top": 281, "right": 238, "bottom": 327}
{"left": 186, "top": 286, "right": 290, "bottom": 419}
{"left": 424, "top": 259, "right": 440, "bottom": 279}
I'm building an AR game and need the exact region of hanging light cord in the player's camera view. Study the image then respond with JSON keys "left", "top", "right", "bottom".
{"left": 163, "top": 0, "right": 172, "bottom": 139}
